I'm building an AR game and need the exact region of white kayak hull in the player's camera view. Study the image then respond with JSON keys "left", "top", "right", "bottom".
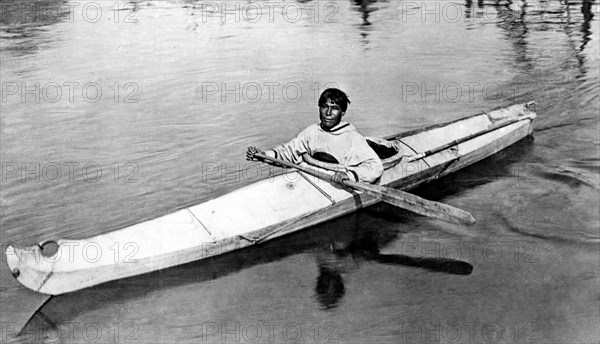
{"left": 6, "top": 102, "right": 537, "bottom": 295}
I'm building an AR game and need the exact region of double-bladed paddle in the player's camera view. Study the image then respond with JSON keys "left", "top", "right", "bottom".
{"left": 254, "top": 152, "right": 476, "bottom": 226}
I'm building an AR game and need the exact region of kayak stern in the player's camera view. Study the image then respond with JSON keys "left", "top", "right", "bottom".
{"left": 6, "top": 244, "right": 54, "bottom": 295}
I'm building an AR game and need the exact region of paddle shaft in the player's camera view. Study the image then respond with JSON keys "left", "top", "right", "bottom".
{"left": 254, "top": 153, "right": 476, "bottom": 226}
{"left": 256, "top": 152, "right": 340, "bottom": 181}
{"left": 408, "top": 115, "right": 535, "bottom": 162}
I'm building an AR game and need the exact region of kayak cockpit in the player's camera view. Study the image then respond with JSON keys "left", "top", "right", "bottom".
{"left": 366, "top": 137, "right": 405, "bottom": 169}
{"left": 302, "top": 137, "right": 405, "bottom": 171}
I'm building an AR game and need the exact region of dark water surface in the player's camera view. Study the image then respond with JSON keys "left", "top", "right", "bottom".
{"left": 1, "top": 0, "right": 599, "bottom": 343}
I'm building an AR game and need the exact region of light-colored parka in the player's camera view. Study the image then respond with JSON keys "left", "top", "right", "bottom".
{"left": 265, "top": 121, "right": 384, "bottom": 183}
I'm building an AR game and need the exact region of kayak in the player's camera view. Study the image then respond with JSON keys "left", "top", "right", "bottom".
{"left": 5, "top": 102, "right": 537, "bottom": 295}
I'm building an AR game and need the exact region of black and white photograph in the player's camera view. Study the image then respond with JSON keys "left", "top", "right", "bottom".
{"left": 1, "top": 0, "right": 599, "bottom": 343}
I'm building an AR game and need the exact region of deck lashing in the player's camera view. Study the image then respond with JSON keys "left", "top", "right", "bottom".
{"left": 397, "top": 138, "right": 433, "bottom": 168}
{"left": 397, "top": 138, "right": 419, "bottom": 156}
{"left": 298, "top": 171, "right": 336, "bottom": 205}
{"left": 186, "top": 208, "right": 213, "bottom": 237}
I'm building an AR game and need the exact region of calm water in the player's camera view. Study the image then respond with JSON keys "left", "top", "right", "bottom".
{"left": 1, "top": 0, "right": 599, "bottom": 343}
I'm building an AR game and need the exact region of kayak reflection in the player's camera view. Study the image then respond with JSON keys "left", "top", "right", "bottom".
{"left": 314, "top": 234, "right": 473, "bottom": 309}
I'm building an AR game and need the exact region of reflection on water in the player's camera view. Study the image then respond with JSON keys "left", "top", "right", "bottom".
{"left": 352, "top": 0, "right": 378, "bottom": 46}
{"left": 0, "top": 0, "right": 69, "bottom": 58}
{"left": 581, "top": 0, "right": 595, "bottom": 50}
{"left": 315, "top": 234, "right": 473, "bottom": 309}
{"left": 0, "top": 0, "right": 70, "bottom": 29}
{"left": 465, "top": 0, "right": 595, "bottom": 70}
{"left": 315, "top": 265, "right": 346, "bottom": 309}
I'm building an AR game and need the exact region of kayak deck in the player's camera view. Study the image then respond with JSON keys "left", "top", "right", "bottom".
{"left": 6, "top": 102, "right": 537, "bottom": 295}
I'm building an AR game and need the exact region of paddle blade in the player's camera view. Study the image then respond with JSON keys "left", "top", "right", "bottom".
{"left": 379, "top": 188, "right": 476, "bottom": 226}
{"left": 344, "top": 180, "right": 476, "bottom": 226}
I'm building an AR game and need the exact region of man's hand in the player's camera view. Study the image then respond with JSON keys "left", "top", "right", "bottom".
{"left": 246, "top": 146, "right": 265, "bottom": 161}
{"left": 331, "top": 171, "right": 350, "bottom": 184}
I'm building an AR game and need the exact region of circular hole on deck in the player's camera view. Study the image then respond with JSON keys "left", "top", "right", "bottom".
{"left": 40, "top": 241, "right": 59, "bottom": 257}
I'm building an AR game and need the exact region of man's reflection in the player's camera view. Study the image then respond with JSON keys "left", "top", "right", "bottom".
{"left": 315, "top": 265, "right": 346, "bottom": 309}
{"left": 314, "top": 234, "right": 473, "bottom": 309}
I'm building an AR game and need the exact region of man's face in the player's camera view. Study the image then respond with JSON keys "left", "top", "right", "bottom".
{"left": 319, "top": 99, "right": 345, "bottom": 130}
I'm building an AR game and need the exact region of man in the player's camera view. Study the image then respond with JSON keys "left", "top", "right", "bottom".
{"left": 246, "top": 88, "right": 383, "bottom": 183}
